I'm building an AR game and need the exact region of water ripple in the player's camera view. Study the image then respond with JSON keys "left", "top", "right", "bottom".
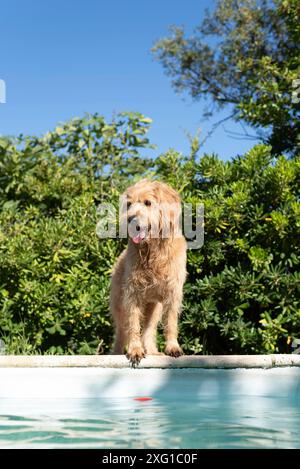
{"left": 0, "top": 396, "right": 299, "bottom": 449}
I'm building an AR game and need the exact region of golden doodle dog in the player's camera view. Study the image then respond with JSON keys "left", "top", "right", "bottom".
{"left": 110, "top": 179, "right": 187, "bottom": 366}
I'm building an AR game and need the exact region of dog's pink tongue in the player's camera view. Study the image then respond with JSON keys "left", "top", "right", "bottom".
{"left": 132, "top": 232, "right": 145, "bottom": 244}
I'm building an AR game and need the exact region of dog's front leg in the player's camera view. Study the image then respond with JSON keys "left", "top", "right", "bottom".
{"left": 125, "top": 302, "right": 145, "bottom": 367}
{"left": 163, "top": 294, "right": 184, "bottom": 358}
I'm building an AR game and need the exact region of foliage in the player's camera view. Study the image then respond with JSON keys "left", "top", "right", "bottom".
{"left": 152, "top": 0, "right": 300, "bottom": 156}
{"left": 0, "top": 114, "right": 299, "bottom": 354}
{"left": 157, "top": 144, "right": 300, "bottom": 353}
{"left": 0, "top": 113, "right": 153, "bottom": 354}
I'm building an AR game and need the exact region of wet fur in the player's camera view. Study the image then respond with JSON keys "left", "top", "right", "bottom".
{"left": 110, "top": 179, "right": 187, "bottom": 366}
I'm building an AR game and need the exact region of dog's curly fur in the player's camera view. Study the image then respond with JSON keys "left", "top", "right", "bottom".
{"left": 110, "top": 179, "right": 187, "bottom": 366}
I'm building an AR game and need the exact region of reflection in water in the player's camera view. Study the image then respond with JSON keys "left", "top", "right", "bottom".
{"left": 0, "top": 394, "right": 300, "bottom": 448}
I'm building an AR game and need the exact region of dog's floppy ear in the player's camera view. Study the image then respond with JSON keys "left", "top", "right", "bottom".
{"left": 153, "top": 182, "right": 181, "bottom": 238}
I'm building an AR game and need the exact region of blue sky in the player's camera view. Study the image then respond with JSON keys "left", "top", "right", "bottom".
{"left": 0, "top": 0, "right": 259, "bottom": 160}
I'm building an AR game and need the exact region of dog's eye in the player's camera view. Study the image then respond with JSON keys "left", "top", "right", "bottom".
{"left": 144, "top": 200, "right": 151, "bottom": 206}
{"left": 127, "top": 201, "right": 132, "bottom": 209}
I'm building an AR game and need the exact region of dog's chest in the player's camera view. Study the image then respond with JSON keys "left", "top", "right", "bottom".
{"left": 132, "top": 267, "right": 173, "bottom": 300}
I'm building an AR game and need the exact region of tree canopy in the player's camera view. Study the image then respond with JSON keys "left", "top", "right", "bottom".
{"left": 152, "top": 0, "right": 300, "bottom": 156}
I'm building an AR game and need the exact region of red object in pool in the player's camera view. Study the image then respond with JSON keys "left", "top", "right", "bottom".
{"left": 134, "top": 397, "right": 153, "bottom": 402}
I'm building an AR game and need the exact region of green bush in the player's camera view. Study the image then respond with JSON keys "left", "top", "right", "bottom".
{"left": 0, "top": 113, "right": 299, "bottom": 354}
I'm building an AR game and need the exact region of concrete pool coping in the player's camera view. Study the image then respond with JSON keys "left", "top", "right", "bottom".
{"left": 0, "top": 354, "right": 299, "bottom": 368}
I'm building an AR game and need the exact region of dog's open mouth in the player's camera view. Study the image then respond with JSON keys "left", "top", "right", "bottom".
{"left": 132, "top": 231, "right": 146, "bottom": 244}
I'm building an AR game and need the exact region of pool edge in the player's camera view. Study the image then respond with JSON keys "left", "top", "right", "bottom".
{"left": 0, "top": 354, "right": 299, "bottom": 368}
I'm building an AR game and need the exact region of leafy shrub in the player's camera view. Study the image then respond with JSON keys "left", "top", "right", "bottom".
{"left": 0, "top": 114, "right": 299, "bottom": 354}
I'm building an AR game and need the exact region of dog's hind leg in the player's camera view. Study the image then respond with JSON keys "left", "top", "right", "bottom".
{"left": 142, "top": 302, "right": 163, "bottom": 355}
{"left": 112, "top": 307, "right": 127, "bottom": 354}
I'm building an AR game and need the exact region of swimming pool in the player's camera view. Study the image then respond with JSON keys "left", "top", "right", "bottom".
{"left": 0, "top": 357, "right": 300, "bottom": 449}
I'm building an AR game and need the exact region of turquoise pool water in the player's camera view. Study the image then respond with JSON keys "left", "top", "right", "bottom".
{"left": 0, "top": 368, "right": 299, "bottom": 448}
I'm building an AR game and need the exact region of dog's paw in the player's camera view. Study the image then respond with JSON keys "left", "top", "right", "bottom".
{"left": 165, "top": 344, "right": 183, "bottom": 358}
{"left": 126, "top": 347, "right": 145, "bottom": 367}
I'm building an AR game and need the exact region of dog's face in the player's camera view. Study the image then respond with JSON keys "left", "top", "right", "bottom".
{"left": 122, "top": 179, "right": 181, "bottom": 245}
